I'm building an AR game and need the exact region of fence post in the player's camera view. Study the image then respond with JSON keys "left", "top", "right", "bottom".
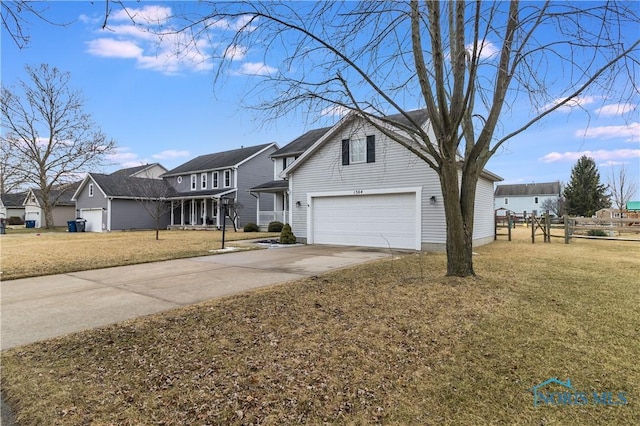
{"left": 508, "top": 211, "right": 512, "bottom": 241}
{"left": 524, "top": 211, "right": 527, "bottom": 228}
{"left": 564, "top": 215, "right": 569, "bottom": 244}
{"left": 531, "top": 213, "right": 536, "bottom": 244}
{"left": 545, "top": 210, "right": 551, "bottom": 243}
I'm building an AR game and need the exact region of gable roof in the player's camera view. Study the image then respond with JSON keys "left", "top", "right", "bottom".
{"left": 494, "top": 182, "right": 561, "bottom": 197}
{"left": 1, "top": 192, "right": 28, "bottom": 207}
{"left": 110, "top": 163, "right": 166, "bottom": 178}
{"left": 73, "top": 173, "right": 178, "bottom": 200}
{"left": 163, "top": 143, "right": 276, "bottom": 177}
{"left": 627, "top": 201, "right": 640, "bottom": 211}
{"left": 27, "top": 182, "right": 81, "bottom": 207}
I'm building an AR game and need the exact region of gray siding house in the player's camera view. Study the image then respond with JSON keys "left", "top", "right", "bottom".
{"left": 280, "top": 110, "right": 501, "bottom": 251}
{"left": 72, "top": 172, "right": 177, "bottom": 232}
{"left": 162, "top": 143, "right": 278, "bottom": 229}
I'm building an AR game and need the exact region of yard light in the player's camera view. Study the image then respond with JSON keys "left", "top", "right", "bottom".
{"left": 221, "top": 197, "right": 230, "bottom": 249}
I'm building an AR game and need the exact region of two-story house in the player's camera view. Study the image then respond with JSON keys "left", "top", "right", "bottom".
{"left": 494, "top": 182, "right": 561, "bottom": 218}
{"left": 163, "top": 143, "right": 278, "bottom": 229}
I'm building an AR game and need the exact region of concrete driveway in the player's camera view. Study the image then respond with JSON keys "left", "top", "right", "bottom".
{"left": 1, "top": 244, "right": 393, "bottom": 350}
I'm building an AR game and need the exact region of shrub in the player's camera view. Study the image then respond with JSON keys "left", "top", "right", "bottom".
{"left": 243, "top": 222, "right": 260, "bottom": 232}
{"left": 279, "top": 223, "right": 297, "bottom": 244}
{"left": 268, "top": 221, "right": 284, "bottom": 232}
{"left": 8, "top": 216, "right": 23, "bottom": 225}
{"left": 587, "top": 229, "right": 608, "bottom": 237}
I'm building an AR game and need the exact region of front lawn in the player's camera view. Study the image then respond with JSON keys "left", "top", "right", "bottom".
{"left": 1, "top": 228, "right": 639, "bottom": 424}
{"left": 0, "top": 230, "right": 276, "bottom": 280}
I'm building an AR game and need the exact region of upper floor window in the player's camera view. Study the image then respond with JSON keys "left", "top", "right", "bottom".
{"left": 201, "top": 173, "right": 207, "bottom": 190}
{"left": 504, "top": 198, "right": 508, "bottom": 205}
{"left": 213, "top": 171, "right": 219, "bottom": 188}
{"left": 177, "top": 176, "right": 182, "bottom": 184}
{"left": 342, "top": 135, "right": 375, "bottom": 165}
{"left": 534, "top": 197, "right": 539, "bottom": 204}
{"left": 89, "top": 183, "right": 94, "bottom": 197}
{"left": 190, "top": 174, "right": 197, "bottom": 191}
{"left": 224, "top": 170, "right": 231, "bottom": 187}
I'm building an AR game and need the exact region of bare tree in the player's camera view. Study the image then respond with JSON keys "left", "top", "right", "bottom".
{"left": 539, "top": 197, "right": 565, "bottom": 218}
{"left": 608, "top": 164, "right": 638, "bottom": 217}
{"left": 0, "top": 138, "right": 28, "bottom": 193}
{"left": 112, "top": 1, "right": 638, "bottom": 276}
{"left": 126, "top": 177, "right": 176, "bottom": 240}
{"left": 1, "top": 1, "right": 65, "bottom": 48}
{"left": 1, "top": 64, "right": 116, "bottom": 228}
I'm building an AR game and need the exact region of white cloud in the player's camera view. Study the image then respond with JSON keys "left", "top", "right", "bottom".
{"left": 575, "top": 122, "right": 639, "bottom": 142}
{"left": 540, "top": 149, "right": 640, "bottom": 163}
{"left": 542, "top": 96, "right": 597, "bottom": 112}
{"left": 86, "top": 38, "right": 143, "bottom": 58}
{"left": 236, "top": 62, "right": 276, "bottom": 76}
{"left": 224, "top": 44, "right": 248, "bottom": 61}
{"left": 595, "top": 103, "right": 635, "bottom": 116}
{"left": 152, "top": 150, "right": 190, "bottom": 160}
{"left": 107, "top": 147, "right": 139, "bottom": 163}
{"left": 108, "top": 5, "right": 172, "bottom": 25}
{"left": 466, "top": 40, "right": 499, "bottom": 60}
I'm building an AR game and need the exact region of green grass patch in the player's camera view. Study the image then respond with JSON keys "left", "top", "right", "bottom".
{"left": 1, "top": 228, "right": 639, "bottom": 424}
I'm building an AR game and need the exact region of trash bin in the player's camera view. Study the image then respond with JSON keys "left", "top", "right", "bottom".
{"left": 67, "top": 220, "right": 77, "bottom": 232}
{"left": 75, "top": 218, "right": 86, "bottom": 232}
{"left": 25, "top": 220, "right": 36, "bottom": 228}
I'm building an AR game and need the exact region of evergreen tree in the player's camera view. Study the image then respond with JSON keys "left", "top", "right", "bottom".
{"left": 563, "top": 156, "right": 610, "bottom": 216}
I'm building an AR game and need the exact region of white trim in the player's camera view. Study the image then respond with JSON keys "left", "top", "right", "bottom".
{"left": 190, "top": 174, "right": 197, "bottom": 191}
{"left": 106, "top": 199, "right": 111, "bottom": 231}
{"left": 306, "top": 186, "right": 422, "bottom": 250}
{"left": 234, "top": 142, "right": 278, "bottom": 168}
{"left": 212, "top": 171, "right": 219, "bottom": 188}
{"left": 201, "top": 172, "right": 207, "bottom": 190}
{"left": 223, "top": 169, "right": 231, "bottom": 188}
{"left": 88, "top": 183, "right": 94, "bottom": 197}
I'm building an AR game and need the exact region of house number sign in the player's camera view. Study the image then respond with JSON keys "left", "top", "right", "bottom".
{"left": 353, "top": 190, "right": 365, "bottom": 195}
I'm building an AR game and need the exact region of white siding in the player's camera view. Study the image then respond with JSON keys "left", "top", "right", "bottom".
{"left": 289, "top": 119, "right": 497, "bottom": 250}
{"left": 494, "top": 194, "right": 558, "bottom": 217}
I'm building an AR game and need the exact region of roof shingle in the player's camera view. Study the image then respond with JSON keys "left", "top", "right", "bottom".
{"left": 164, "top": 144, "right": 274, "bottom": 176}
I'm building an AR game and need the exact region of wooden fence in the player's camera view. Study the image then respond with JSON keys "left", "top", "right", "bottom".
{"left": 496, "top": 210, "right": 640, "bottom": 243}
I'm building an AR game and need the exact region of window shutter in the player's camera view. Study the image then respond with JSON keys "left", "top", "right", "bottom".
{"left": 342, "top": 139, "right": 350, "bottom": 165}
{"left": 366, "top": 135, "right": 375, "bottom": 163}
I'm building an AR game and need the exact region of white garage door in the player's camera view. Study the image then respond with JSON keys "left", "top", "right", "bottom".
{"left": 81, "top": 209, "right": 103, "bottom": 232}
{"left": 311, "top": 192, "right": 419, "bottom": 250}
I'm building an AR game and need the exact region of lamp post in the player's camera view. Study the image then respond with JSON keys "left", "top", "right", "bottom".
{"left": 221, "top": 197, "right": 230, "bottom": 249}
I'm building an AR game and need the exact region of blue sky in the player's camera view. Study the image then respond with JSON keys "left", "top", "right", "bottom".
{"left": 2, "top": 2, "right": 638, "bottom": 197}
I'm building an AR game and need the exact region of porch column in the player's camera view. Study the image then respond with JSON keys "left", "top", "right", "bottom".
{"left": 170, "top": 200, "right": 174, "bottom": 225}
{"left": 180, "top": 200, "right": 184, "bottom": 226}
{"left": 256, "top": 194, "right": 260, "bottom": 225}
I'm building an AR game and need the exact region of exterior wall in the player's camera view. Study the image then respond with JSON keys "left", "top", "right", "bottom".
{"left": 75, "top": 179, "right": 109, "bottom": 229}
{"left": 494, "top": 194, "right": 558, "bottom": 217}
{"left": 165, "top": 169, "right": 236, "bottom": 193}
{"left": 237, "top": 146, "right": 277, "bottom": 226}
{"left": 289, "top": 119, "right": 497, "bottom": 250}
{"left": 51, "top": 206, "right": 75, "bottom": 227}
{"left": 1, "top": 207, "right": 25, "bottom": 220}
{"left": 110, "top": 199, "right": 171, "bottom": 230}
{"left": 23, "top": 192, "right": 42, "bottom": 227}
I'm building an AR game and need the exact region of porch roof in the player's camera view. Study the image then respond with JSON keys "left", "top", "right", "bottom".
{"left": 168, "top": 188, "right": 236, "bottom": 200}
{"left": 250, "top": 180, "right": 288, "bottom": 193}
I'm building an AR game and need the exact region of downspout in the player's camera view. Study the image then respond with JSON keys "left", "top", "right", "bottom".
{"left": 107, "top": 198, "right": 112, "bottom": 231}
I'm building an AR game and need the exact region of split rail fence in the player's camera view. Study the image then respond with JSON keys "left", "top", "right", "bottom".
{"left": 495, "top": 210, "right": 640, "bottom": 244}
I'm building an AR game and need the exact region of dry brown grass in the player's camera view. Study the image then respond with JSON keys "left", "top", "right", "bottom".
{"left": 0, "top": 230, "right": 276, "bottom": 280}
{"left": 1, "top": 227, "right": 639, "bottom": 425}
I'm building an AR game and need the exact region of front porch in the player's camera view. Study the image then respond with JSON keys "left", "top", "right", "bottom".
{"left": 168, "top": 189, "right": 237, "bottom": 229}
{"left": 250, "top": 181, "right": 290, "bottom": 228}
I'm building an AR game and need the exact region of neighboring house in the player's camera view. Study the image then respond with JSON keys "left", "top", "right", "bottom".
{"left": 596, "top": 201, "right": 640, "bottom": 219}
{"left": 0, "top": 192, "right": 27, "bottom": 222}
{"left": 109, "top": 163, "right": 168, "bottom": 179}
{"left": 23, "top": 183, "right": 79, "bottom": 228}
{"left": 627, "top": 201, "right": 640, "bottom": 212}
{"left": 272, "top": 109, "right": 501, "bottom": 251}
{"left": 72, "top": 172, "right": 177, "bottom": 232}
{"left": 251, "top": 127, "right": 332, "bottom": 228}
{"left": 494, "top": 182, "right": 561, "bottom": 217}
{"left": 162, "top": 143, "right": 278, "bottom": 229}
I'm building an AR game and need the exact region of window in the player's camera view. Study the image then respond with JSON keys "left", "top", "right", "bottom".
{"left": 224, "top": 170, "right": 231, "bottom": 187}
{"left": 342, "top": 135, "right": 375, "bottom": 165}
{"left": 504, "top": 198, "right": 508, "bottom": 205}
{"left": 88, "top": 183, "right": 94, "bottom": 197}
{"left": 534, "top": 197, "right": 539, "bottom": 204}
{"left": 213, "top": 171, "right": 219, "bottom": 188}
{"left": 201, "top": 173, "right": 207, "bottom": 190}
{"left": 177, "top": 176, "right": 182, "bottom": 184}
{"left": 191, "top": 174, "right": 197, "bottom": 191}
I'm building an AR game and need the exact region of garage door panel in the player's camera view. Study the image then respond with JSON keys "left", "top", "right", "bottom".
{"left": 81, "top": 209, "right": 103, "bottom": 232}
{"left": 312, "top": 193, "right": 418, "bottom": 250}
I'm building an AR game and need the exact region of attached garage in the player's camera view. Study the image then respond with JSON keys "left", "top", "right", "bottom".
{"left": 80, "top": 209, "right": 104, "bottom": 232}
{"left": 308, "top": 188, "right": 422, "bottom": 250}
